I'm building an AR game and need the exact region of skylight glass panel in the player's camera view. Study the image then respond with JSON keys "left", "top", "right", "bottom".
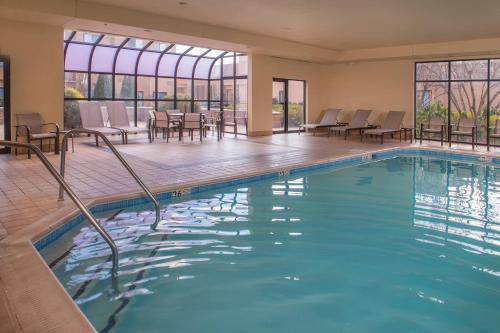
{"left": 91, "top": 46, "right": 117, "bottom": 73}
{"left": 126, "top": 38, "right": 147, "bottom": 49}
{"left": 158, "top": 54, "right": 180, "bottom": 76}
{"left": 205, "top": 50, "right": 225, "bottom": 58}
{"left": 137, "top": 51, "right": 161, "bottom": 75}
{"left": 210, "top": 59, "right": 221, "bottom": 79}
{"left": 99, "top": 35, "right": 128, "bottom": 46}
{"left": 64, "top": 30, "right": 74, "bottom": 41}
{"left": 115, "top": 49, "right": 140, "bottom": 74}
{"left": 65, "top": 43, "right": 92, "bottom": 71}
{"left": 168, "top": 44, "right": 191, "bottom": 54}
{"left": 148, "top": 42, "right": 171, "bottom": 52}
{"left": 177, "top": 56, "right": 197, "bottom": 78}
{"left": 72, "top": 31, "right": 101, "bottom": 44}
{"left": 187, "top": 47, "right": 209, "bottom": 56}
{"left": 223, "top": 56, "right": 234, "bottom": 77}
{"left": 194, "top": 58, "right": 213, "bottom": 79}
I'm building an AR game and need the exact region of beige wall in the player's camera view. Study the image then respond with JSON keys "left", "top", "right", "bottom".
{"left": 0, "top": 18, "right": 63, "bottom": 131}
{"left": 327, "top": 60, "right": 415, "bottom": 127}
{"left": 248, "top": 54, "right": 330, "bottom": 136}
{"left": 1, "top": 10, "right": 500, "bottom": 138}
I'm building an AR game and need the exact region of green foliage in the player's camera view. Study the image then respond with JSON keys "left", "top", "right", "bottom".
{"left": 119, "top": 76, "right": 134, "bottom": 99}
{"left": 64, "top": 87, "right": 84, "bottom": 99}
{"left": 64, "top": 88, "right": 84, "bottom": 129}
{"left": 416, "top": 101, "right": 447, "bottom": 136}
{"left": 158, "top": 99, "right": 174, "bottom": 112}
{"left": 288, "top": 103, "right": 304, "bottom": 127}
{"left": 93, "top": 74, "right": 112, "bottom": 99}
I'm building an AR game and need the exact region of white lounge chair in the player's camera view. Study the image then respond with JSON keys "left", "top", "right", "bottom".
{"left": 105, "top": 101, "right": 151, "bottom": 143}
{"left": 299, "top": 109, "right": 342, "bottom": 136}
{"left": 329, "top": 109, "right": 372, "bottom": 139}
{"left": 363, "top": 111, "right": 406, "bottom": 144}
{"left": 78, "top": 101, "right": 123, "bottom": 145}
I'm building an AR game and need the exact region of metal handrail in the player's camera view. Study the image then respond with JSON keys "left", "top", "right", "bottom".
{"left": 58, "top": 129, "right": 161, "bottom": 228}
{"left": 0, "top": 140, "right": 119, "bottom": 276}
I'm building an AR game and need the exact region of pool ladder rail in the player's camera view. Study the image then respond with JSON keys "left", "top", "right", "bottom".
{"left": 0, "top": 140, "right": 119, "bottom": 277}
{"left": 57, "top": 128, "right": 161, "bottom": 229}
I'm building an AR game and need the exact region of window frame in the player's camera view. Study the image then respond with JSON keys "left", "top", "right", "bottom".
{"left": 414, "top": 58, "right": 500, "bottom": 148}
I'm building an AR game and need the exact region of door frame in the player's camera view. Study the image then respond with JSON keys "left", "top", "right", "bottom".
{"left": 272, "top": 77, "right": 306, "bottom": 134}
{"left": 0, "top": 55, "right": 11, "bottom": 154}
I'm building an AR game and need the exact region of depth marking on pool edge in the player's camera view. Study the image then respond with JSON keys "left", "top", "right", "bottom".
{"left": 172, "top": 187, "right": 191, "bottom": 198}
{"left": 361, "top": 153, "right": 373, "bottom": 162}
{"left": 478, "top": 156, "right": 493, "bottom": 163}
{"left": 278, "top": 169, "right": 290, "bottom": 177}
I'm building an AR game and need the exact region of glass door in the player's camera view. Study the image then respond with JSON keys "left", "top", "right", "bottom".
{"left": 272, "top": 79, "right": 285, "bottom": 132}
{"left": 272, "top": 78, "right": 305, "bottom": 133}
{"left": 287, "top": 80, "right": 305, "bottom": 131}
{"left": 0, "top": 56, "right": 10, "bottom": 154}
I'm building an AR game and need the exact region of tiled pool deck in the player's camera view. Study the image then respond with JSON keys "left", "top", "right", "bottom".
{"left": 0, "top": 132, "right": 498, "bottom": 333}
{"left": 0, "top": 133, "right": 412, "bottom": 238}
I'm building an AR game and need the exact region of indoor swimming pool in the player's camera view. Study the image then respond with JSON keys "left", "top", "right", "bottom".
{"left": 40, "top": 156, "right": 500, "bottom": 333}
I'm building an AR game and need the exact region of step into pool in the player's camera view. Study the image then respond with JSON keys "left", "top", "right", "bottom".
{"left": 40, "top": 156, "right": 500, "bottom": 333}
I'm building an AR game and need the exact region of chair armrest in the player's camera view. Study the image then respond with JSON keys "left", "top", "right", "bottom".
{"left": 41, "top": 122, "right": 60, "bottom": 133}
{"left": 15, "top": 124, "right": 31, "bottom": 137}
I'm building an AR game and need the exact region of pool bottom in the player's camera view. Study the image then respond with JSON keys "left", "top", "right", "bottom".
{"left": 40, "top": 155, "right": 500, "bottom": 333}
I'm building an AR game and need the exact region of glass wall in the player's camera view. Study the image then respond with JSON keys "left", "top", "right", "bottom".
{"left": 415, "top": 59, "right": 500, "bottom": 146}
{"left": 0, "top": 56, "right": 10, "bottom": 153}
{"left": 0, "top": 60, "right": 4, "bottom": 142}
{"left": 64, "top": 30, "right": 248, "bottom": 133}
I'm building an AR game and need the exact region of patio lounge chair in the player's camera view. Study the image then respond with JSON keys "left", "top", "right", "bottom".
{"left": 420, "top": 117, "right": 445, "bottom": 146}
{"left": 329, "top": 109, "right": 373, "bottom": 139}
{"left": 449, "top": 117, "right": 476, "bottom": 150}
{"left": 299, "top": 109, "right": 342, "bottom": 135}
{"left": 362, "top": 111, "right": 405, "bottom": 144}
{"left": 105, "top": 101, "right": 151, "bottom": 143}
{"left": 15, "top": 113, "right": 60, "bottom": 158}
{"left": 182, "top": 112, "right": 204, "bottom": 142}
{"left": 489, "top": 119, "right": 500, "bottom": 150}
{"left": 78, "top": 101, "right": 123, "bottom": 146}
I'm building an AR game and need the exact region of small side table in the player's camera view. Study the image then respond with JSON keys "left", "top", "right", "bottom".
{"left": 400, "top": 128, "right": 414, "bottom": 143}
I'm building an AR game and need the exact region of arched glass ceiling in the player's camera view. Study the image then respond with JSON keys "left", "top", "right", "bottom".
{"left": 64, "top": 30, "right": 248, "bottom": 133}
{"left": 64, "top": 31, "right": 247, "bottom": 78}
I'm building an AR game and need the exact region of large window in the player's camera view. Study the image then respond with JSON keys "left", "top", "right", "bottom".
{"left": 64, "top": 30, "right": 248, "bottom": 132}
{"left": 415, "top": 59, "right": 500, "bottom": 146}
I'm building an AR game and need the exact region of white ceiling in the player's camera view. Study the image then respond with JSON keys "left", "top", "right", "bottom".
{"left": 87, "top": 0, "right": 500, "bottom": 51}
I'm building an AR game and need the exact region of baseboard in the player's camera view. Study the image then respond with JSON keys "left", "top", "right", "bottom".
{"left": 247, "top": 130, "right": 273, "bottom": 137}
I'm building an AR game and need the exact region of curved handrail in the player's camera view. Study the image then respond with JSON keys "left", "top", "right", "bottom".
{"left": 0, "top": 140, "right": 119, "bottom": 276}
{"left": 58, "top": 129, "right": 161, "bottom": 228}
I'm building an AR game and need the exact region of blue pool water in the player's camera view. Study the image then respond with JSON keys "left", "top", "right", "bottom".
{"left": 41, "top": 156, "right": 500, "bottom": 333}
